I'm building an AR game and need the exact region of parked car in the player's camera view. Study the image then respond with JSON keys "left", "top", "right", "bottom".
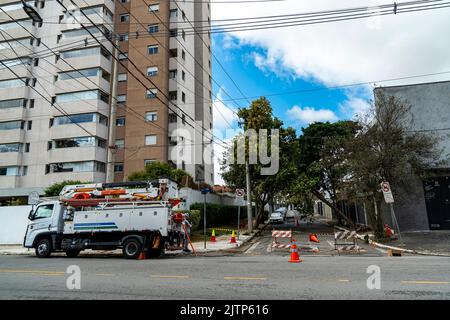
{"left": 274, "top": 207, "right": 288, "bottom": 219}
{"left": 285, "top": 210, "right": 299, "bottom": 220}
{"left": 269, "top": 212, "right": 284, "bottom": 224}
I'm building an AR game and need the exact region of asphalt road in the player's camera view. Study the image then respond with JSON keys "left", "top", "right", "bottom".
{"left": 1, "top": 252, "right": 450, "bottom": 299}
{"left": 1, "top": 219, "right": 449, "bottom": 300}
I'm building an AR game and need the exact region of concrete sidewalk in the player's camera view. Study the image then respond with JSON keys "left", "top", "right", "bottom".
{"left": 388, "top": 230, "right": 450, "bottom": 255}
{"left": 0, "top": 234, "right": 253, "bottom": 256}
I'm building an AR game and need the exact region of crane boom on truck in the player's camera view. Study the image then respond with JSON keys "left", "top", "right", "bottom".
{"left": 24, "top": 179, "right": 189, "bottom": 259}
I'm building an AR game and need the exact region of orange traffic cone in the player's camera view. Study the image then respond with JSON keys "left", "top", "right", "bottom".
{"left": 138, "top": 250, "right": 146, "bottom": 260}
{"left": 309, "top": 233, "right": 320, "bottom": 243}
{"left": 210, "top": 229, "right": 216, "bottom": 242}
{"left": 230, "top": 230, "right": 237, "bottom": 244}
{"left": 289, "top": 239, "right": 302, "bottom": 263}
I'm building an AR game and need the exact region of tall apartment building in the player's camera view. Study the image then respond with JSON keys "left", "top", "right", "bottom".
{"left": 0, "top": 0, "right": 213, "bottom": 201}
{"left": 112, "top": 0, "right": 214, "bottom": 185}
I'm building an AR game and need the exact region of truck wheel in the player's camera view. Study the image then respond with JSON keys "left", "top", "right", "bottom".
{"left": 35, "top": 238, "right": 52, "bottom": 258}
{"left": 122, "top": 238, "right": 142, "bottom": 259}
{"left": 65, "top": 250, "right": 80, "bottom": 258}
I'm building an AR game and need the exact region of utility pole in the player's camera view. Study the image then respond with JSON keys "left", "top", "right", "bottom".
{"left": 246, "top": 161, "right": 252, "bottom": 233}
{"left": 106, "top": 39, "right": 119, "bottom": 183}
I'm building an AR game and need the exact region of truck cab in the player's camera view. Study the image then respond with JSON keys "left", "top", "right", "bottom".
{"left": 24, "top": 201, "right": 63, "bottom": 257}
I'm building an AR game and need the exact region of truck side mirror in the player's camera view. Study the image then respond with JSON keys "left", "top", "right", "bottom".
{"left": 28, "top": 209, "right": 34, "bottom": 220}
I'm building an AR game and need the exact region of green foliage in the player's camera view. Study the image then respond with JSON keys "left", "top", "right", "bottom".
{"left": 127, "top": 161, "right": 192, "bottom": 185}
{"left": 4, "top": 197, "right": 26, "bottom": 206}
{"left": 190, "top": 203, "right": 254, "bottom": 228}
{"left": 44, "top": 180, "right": 89, "bottom": 197}
{"left": 173, "top": 210, "right": 201, "bottom": 230}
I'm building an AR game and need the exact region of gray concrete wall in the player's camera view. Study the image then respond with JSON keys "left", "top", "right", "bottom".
{"left": 375, "top": 81, "right": 450, "bottom": 231}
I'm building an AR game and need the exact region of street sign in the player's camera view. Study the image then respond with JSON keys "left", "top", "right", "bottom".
{"left": 381, "top": 182, "right": 394, "bottom": 204}
{"left": 235, "top": 189, "right": 245, "bottom": 198}
{"left": 28, "top": 191, "right": 40, "bottom": 205}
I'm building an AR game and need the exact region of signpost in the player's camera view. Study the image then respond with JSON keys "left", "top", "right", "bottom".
{"left": 235, "top": 189, "right": 245, "bottom": 240}
{"left": 381, "top": 182, "right": 402, "bottom": 241}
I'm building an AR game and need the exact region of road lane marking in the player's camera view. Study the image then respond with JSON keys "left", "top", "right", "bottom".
{"left": 224, "top": 277, "right": 267, "bottom": 281}
{"left": 95, "top": 273, "right": 115, "bottom": 277}
{"left": 150, "top": 275, "right": 190, "bottom": 279}
{"left": 245, "top": 241, "right": 261, "bottom": 254}
{"left": 402, "top": 281, "right": 449, "bottom": 285}
{"left": 0, "top": 269, "right": 65, "bottom": 276}
{"left": 338, "top": 279, "right": 350, "bottom": 282}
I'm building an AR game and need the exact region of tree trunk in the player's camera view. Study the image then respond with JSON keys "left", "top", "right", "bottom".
{"left": 311, "top": 190, "right": 356, "bottom": 229}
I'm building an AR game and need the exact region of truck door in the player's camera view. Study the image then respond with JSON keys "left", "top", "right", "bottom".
{"left": 24, "top": 203, "right": 56, "bottom": 247}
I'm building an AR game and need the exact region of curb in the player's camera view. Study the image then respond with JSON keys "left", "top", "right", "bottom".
{"left": 334, "top": 226, "right": 450, "bottom": 257}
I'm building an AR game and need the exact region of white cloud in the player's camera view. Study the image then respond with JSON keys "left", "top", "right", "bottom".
{"left": 339, "top": 96, "right": 372, "bottom": 120}
{"left": 212, "top": 0, "right": 450, "bottom": 89}
{"left": 212, "top": 88, "right": 239, "bottom": 132}
{"left": 286, "top": 105, "right": 338, "bottom": 124}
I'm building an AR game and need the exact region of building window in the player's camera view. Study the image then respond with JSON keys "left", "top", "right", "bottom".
{"left": 145, "top": 111, "right": 157, "bottom": 122}
{"left": 117, "top": 95, "right": 126, "bottom": 103}
{"left": 169, "top": 69, "right": 177, "bottom": 79}
{"left": 119, "top": 53, "right": 128, "bottom": 60}
{"left": 55, "top": 90, "right": 108, "bottom": 104}
{"left": 29, "top": 99, "right": 35, "bottom": 108}
{"left": 148, "top": 45, "right": 158, "bottom": 55}
{"left": 47, "top": 161, "right": 105, "bottom": 173}
{"left": 115, "top": 139, "right": 124, "bottom": 149}
{"left": 52, "top": 113, "right": 107, "bottom": 127}
{"left": 145, "top": 135, "right": 157, "bottom": 146}
{"left": 181, "top": 92, "right": 186, "bottom": 103}
{"left": 170, "top": 9, "right": 178, "bottom": 19}
{"left": 147, "top": 66, "right": 158, "bottom": 77}
{"left": 120, "top": 14, "right": 129, "bottom": 23}
{"left": 0, "top": 166, "right": 20, "bottom": 176}
{"left": 182, "top": 70, "right": 185, "bottom": 81}
{"left": 27, "top": 121, "right": 32, "bottom": 130}
{"left": 119, "top": 33, "right": 129, "bottom": 42}
{"left": 0, "top": 143, "right": 22, "bottom": 153}
{"left": 0, "top": 120, "right": 24, "bottom": 131}
{"left": 168, "top": 113, "right": 177, "bottom": 123}
{"left": 53, "top": 137, "right": 102, "bottom": 149}
{"left": 146, "top": 89, "right": 157, "bottom": 99}
{"left": 169, "top": 29, "right": 177, "bottom": 37}
{"left": 144, "top": 159, "right": 156, "bottom": 166}
{"left": 182, "top": 50, "right": 185, "bottom": 60}
{"left": 22, "top": 166, "right": 28, "bottom": 176}
{"left": 148, "top": 24, "right": 158, "bottom": 34}
{"left": 120, "top": 0, "right": 129, "bottom": 3}
{"left": 116, "top": 117, "right": 125, "bottom": 126}
{"left": 118, "top": 73, "right": 127, "bottom": 82}
{"left": 114, "top": 163, "right": 124, "bottom": 172}
{"left": 58, "top": 68, "right": 100, "bottom": 81}
{"left": 182, "top": 29, "right": 186, "bottom": 40}
{"left": 169, "top": 91, "right": 177, "bottom": 101}
{"left": 148, "top": 4, "right": 159, "bottom": 12}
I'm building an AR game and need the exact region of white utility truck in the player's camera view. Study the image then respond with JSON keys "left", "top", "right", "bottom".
{"left": 24, "top": 179, "right": 186, "bottom": 259}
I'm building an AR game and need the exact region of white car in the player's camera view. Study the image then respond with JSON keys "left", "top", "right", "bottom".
{"left": 274, "top": 207, "right": 288, "bottom": 219}
{"left": 286, "top": 210, "right": 299, "bottom": 220}
{"left": 269, "top": 212, "right": 284, "bottom": 224}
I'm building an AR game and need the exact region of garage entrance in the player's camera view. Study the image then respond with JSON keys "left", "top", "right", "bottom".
{"left": 423, "top": 176, "right": 450, "bottom": 230}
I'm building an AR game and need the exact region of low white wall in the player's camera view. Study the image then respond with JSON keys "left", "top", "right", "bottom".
{"left": 0, "top": 205, "right": 31, "bottom": 245}
{"left": 178, "top": 188, "right": 244, "bottom": 210}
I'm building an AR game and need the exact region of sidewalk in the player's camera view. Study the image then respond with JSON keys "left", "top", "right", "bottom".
{"left": 389, "top": 230, "right": 450, "bottom": 255}
{"left": 0, "top": 234, "right": 253, "bottom": 256}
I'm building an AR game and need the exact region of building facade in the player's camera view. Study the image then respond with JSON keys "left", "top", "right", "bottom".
{"left": 0, "top": 0, "right": 213, "bottom": 201}
{"left": 112, "top": 0, "right": 214, "bottom": 185}
{"left": 375, "top": 81, "right": 450, "bottom": 231}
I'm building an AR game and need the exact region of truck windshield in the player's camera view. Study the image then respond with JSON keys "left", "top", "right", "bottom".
{"left": 32, "top": 204, "right": 54, "bottom": 220}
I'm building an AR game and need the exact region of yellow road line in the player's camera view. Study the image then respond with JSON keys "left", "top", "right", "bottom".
{"left": 95, "top": 273, "right": 115, "bottom": 277}
{"left": 338, "top": 279, "right": 350, "bottom": 282}
{"left": 224, "top": 276, "right": 267, "bottom": 281}
{"left": 0, "top": 269, "right": 65, "bottom": 276}
{"left": 150, "top": 275, "right": 190, "bottom": 279}
{"left": 402, "top": 280, "right": 449, "bottom": 285}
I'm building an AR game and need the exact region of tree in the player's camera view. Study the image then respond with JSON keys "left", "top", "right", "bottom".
{"left": 128, "top": 161, "right": 192, "bottom": 186}
{"left": 44, "top": 180, "right": 89, "bottom": 197}
{"left": 294, "top": 121, "right": 359, "bottom": 226}
{"left": 221, "top": 97, "right": 298, "bottom": 226}
{"left": 347, "top": 91, "right": 442, "bottom": 238}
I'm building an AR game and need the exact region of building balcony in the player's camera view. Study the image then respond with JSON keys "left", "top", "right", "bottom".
{"left": 169, "top": 78, "right": 178, "bottom": 92}
{"left": 50, "top": 122, "right": 109, "bottom": 141}
{"left": 55, "top": 75, "right": 110, "bottom": 96}
{"left": 0, "top": 43, "right": 32, "bottom": 60}
{"left": 0, "top": 129, "right": 25, "bottom": 144}
{"left": 0, "top": 67, "right": 31, "bottom": 81}
{"left": 51, "top": 98, "right": 110, "bottom": 118}
{"left": 169, "top": 57, "right": 178, "bottom": 70}
{"left": 0, "top": 86, "right": 30, "bottom": 101}
{"left": 0, "top": 107, "right": 26, "bottom": 122}
{"left": 0, "top": 7, "right": 28, "bottom": 22}
{"left": 45, "top": 172, "right": 106, "bottom": 185}
{"left": 0, "top": 152, "right": 22, "bottom": 167}
{"left": 47, "top": 146, "right": 107, "bottom": 164}
{"left": 0, "top": 175, "right": 19, "bottom": 189}
{"left": 56, "top": 50, "right": 113, "bottom": 75}
{"left": 60, "top": 12, "right": 112, "bottom": 32}
{"left": 169, "top": 37, "right": 178, "bottom": 50}
{"left": 71, "top": 0, "right": 114, "bottom": 12}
